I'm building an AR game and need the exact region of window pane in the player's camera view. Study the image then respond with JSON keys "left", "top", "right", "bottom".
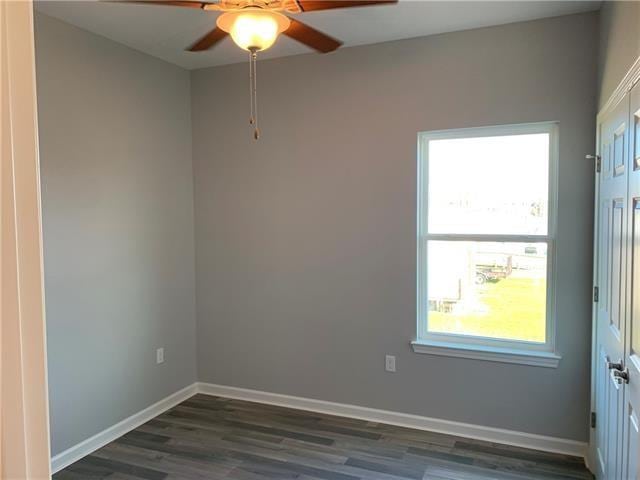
{"left": 426, "top": 241, "right": 547, "bottom": 343}
{"left": 427, "top": 133, "right": 549, "bottom": 235}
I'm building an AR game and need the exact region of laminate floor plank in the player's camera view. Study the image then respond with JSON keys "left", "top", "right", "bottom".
{"left": 53, "top": 395, "right": 593, "bottom": 480}
{"left": 95, "top": 442, "right": 236, "bottom": 480}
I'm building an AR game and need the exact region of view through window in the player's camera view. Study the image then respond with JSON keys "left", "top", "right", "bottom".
{"left": 418, "top": 124, "right": 556, "bottom": 349}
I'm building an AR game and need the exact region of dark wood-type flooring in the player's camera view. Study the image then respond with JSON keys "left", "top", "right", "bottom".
{"left": 54, "top": 394, "right": 593, "bottom": 480}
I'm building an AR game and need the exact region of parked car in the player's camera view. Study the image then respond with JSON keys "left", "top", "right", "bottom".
{"left": 475, "top": 254, "right": 513, "bottom": 284}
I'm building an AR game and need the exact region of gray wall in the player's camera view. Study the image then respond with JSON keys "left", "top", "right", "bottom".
{"left": 192, "top": 12, "right": 598, "bottom": 442}
{"left": 36, "top": 9, "right": 599, "bottom": 454}
{"left": 598, "top": 1, "right": 640, "bottom": 109}
{"left": 35, "top": 13, "right": 197, "bottom": 456}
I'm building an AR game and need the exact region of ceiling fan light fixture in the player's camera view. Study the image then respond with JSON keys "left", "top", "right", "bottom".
{"left": 216, "top": 8, "right": 290, "bottom": 52}
{"left": 114, "top": 0, "right": 398, "bottom": 140}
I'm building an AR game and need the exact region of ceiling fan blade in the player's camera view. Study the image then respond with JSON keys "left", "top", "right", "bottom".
{"left": 104, "top": 1, "right": 216, "bottom": 9}
{"left": 283, "top": 18, "right": 342, "bottom": 53}
{"left": 188, "top": 27, "right": 228, "bottom": 51}
{"left": 295, "top": 0, "right": 397, "bottom": 12}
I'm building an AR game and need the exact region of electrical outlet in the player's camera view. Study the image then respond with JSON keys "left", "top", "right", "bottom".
{"left": 156, "top": 347, "right": 164, "bottom": 364}
{"left": 385, "top": 355, "right": 396, "bottom": 372}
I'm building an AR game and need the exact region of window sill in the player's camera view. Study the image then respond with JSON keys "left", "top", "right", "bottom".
{"left": 411, "top": 340, "right": 561, "bottom": 368}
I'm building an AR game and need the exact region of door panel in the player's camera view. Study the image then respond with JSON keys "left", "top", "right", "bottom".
{"left": 624, "top": 401, "right": 640, "bottom": 479}
{"left": 604, "top": 140, "right": 612, "bottom": 178}
{"left": 632, "top": 201, "right": 640, "bottom": 356}
{"left": 634, "top": 118, "right": 640, "bottom": 171}
{"left": 622, "top": 81, "right": 640, "bottom": 480}
{"left": 596, "top": 347, "right": 612, "bottom": 474}
{"left": 595, "top": 94, "right": 629, "bottom": 480}
{"left": 611, "top": 199, "right": 625, "bottom": 335}
{"left": 601, "top": 200, "right": 610, "bottom": 315}
{"left": 606, "top": 364, "right": 623, "bottom": 479}
{"left": 614, "top": 125, "right": 627, "bottom": 177}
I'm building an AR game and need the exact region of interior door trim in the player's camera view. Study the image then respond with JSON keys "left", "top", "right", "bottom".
{"left": 599, "top": 55, "right": 640, "bottom": 124}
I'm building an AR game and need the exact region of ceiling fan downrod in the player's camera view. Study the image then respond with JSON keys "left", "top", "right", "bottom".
{"left": 248, "top": 47, "right": 259, "bottom": 140}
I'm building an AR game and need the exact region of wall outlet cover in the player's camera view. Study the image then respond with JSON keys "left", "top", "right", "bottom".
{"left": 385, "top": 355, "right": 396, "bottom": 372}
{"left": 156, "top": 347, "right": 165, "bottom": 364}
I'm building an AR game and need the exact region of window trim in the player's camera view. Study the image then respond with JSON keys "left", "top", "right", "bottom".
{"left": 415, "top": 122, "right": 560, "bottom": 367}
{"left": 410, "top": 340, "right": 562, "bottom": 368}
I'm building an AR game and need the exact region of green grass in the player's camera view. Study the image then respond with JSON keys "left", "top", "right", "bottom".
{"left": 429, "top": 276, "right": 546, "bottom": 343}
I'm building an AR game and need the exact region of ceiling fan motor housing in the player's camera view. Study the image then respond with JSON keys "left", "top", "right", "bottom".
{"left": 206, "top": 0, "right": 303, "bottom": 13}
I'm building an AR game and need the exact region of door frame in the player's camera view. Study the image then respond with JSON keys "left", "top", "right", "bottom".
{"left": 1, "top": 1, "right": 51, "bottom": 478}
{"left": 589, "top": 55, "right": 640, "bottom": 474}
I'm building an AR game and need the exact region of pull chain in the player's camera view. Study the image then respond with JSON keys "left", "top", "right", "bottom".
{"left": 248, "top": 50, "right": 254, "bottom": 128}
{"left": 248, "top": 48, "right": 259, "bottom": 140}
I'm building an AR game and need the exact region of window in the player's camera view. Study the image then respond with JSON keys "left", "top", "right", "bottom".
{"left": 413, "top": 123, "right": 560, "bottom": 367}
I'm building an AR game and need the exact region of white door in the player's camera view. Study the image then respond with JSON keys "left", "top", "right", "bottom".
{"left": 621, "top": 81, "right": 640, "bottom": 480}
{"left": 594, "top": 93, "right": 630, "bottom": 480}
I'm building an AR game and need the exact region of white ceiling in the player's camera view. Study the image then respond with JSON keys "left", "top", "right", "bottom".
{"left": 34, "top": 0, "right": 601, "bottom": 70}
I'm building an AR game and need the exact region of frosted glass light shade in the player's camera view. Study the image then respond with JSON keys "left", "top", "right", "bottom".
{"left": 217, "top": 9, "right": 290, "bottom": 52}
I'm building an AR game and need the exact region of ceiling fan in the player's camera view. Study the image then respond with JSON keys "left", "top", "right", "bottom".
{"left": 112, "top": 0, "right": 398, "bottom": 138}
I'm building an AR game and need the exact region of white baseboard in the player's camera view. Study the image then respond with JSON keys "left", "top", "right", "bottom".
{"left": 51, "top": 381, "right": 587, "bottom": 474}
{"left": 197, "top": 382, "right": 587, "bottom": 458}
{"left": 50, "top": 383, "right": 198, "bottom": 474}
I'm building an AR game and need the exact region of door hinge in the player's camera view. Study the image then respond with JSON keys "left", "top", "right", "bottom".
{"left": 593, "top": 286, "right": 599, "bottom": 303}
{"left": 586, "top": 154, "right": 601, "bottom": 173}
{"left": 591, "top": 411, "right": 596, "bottom": 428}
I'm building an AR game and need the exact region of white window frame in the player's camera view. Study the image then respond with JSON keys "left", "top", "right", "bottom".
{"left": 412, "top": 122, "right": 562, "bottom": 368}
